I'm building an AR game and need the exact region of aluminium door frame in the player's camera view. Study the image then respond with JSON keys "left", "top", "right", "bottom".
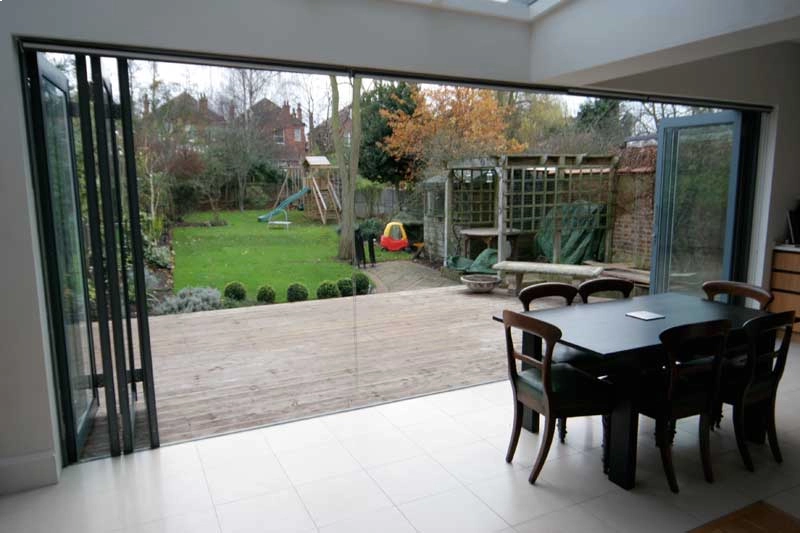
{"left": 650, "top": 111, "right": 743, "bottom": 294}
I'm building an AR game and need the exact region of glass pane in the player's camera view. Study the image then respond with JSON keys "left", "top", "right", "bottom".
{"left": 666, "top": 124, "right": 734, "bottom": 293}
{"left": 42, "top": 77, "right": 95, "bottom": 432}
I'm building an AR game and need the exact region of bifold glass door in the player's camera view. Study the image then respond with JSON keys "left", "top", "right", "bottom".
{"left": 24, "top": 51, "right": 158, "bottom": 462}
{"left": 650, "top": 111, "right": 743, "bottom": 295}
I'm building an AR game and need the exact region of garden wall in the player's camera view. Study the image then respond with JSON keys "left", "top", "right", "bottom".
{"left": 610, "top": 145, "right": 657, "bottom": 268}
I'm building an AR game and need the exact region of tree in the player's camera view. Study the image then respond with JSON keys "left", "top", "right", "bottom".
{"left": 330, "top": 75, "right": 362, "bottom": 261}
{"left": 359, "top": 81, "right": 416, "bottom": 189}
{"left": 219, "top": 68, "right": 276, "bottom": 211}
{"left": 382, "top": 86, "right": 525, "bottom": 178}
{"left": 573, "top": 98, "right": 634, "bottom": 150}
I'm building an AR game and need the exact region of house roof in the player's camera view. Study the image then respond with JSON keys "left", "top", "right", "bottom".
{"left": 249, "top": 98, "right": 305, "bottom": 128}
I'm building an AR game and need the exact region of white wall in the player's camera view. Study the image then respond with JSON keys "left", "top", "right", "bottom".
{"left": 589, "top": 43, "right": 800, "bottom": 287}
{"left": 529, "top": 0, "right": 800, "bottom": 85}
{"left": 0, "top": 0, "right": 533, "bottom": 495}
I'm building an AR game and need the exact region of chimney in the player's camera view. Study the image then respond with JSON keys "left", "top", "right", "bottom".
{"left": 143, "top": 93, "right": 150, "bottom": 115}
{"left": 296, "top": 103, "right": 303, "bottom": 123}
{"left": 199, "top": 95, "right": 208, "bottom": 114}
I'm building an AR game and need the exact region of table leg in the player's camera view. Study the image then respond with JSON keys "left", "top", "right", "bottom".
{"left": 608, "top": 396, "right": 639, "bottom": 490}
{"left": 521, "top": 331, "right": 541, "bottom": 433}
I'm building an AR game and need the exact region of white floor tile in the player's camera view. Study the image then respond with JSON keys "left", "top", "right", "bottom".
{"left": 275, "top": 441, "right": 361, "bottom": 485}
{"left": 377, "top": 396, "right": 450, "bottom": 427}
{"left": 484, "top": 427, "right": 584, "bottom": 465}
{"left": 467, "top": 467, "right": 585, "bottom": 526}
{"left": 295, "top": 470, "right": 393, "bottom": 527}
{"left": 471, "top": 380, "right": 512, "bottom": 407}
{"left": 216, "top": 489, "right": 316, "bottom": 533}
{"left": 196, "top": 431, "right": 272, "bottom": 471}
{"left": 400, "top": 416, "right": 482, "bottom": 453}
{"left": 399, "top": 487, "right": 509, "bottom": 533}
{"left": 513, "top": 504, "right": 619, "bottom": 533}
{"left": 452, "top": 406, "right": 515, "bottom": 439}
{"left": 430, "top": 440, "right": 522, "bottom": 485}
{"left": 767, "top": 483, "right": 800, "bottom": 518}
{"left": 579, "top": 490, "right": 701, "bottom": 533}
{"left": 339, "top": 427, "right": 424, "bottom": 469}
{"left": 203, "top": 454, "right": 292, "bottom": 505}
{"left": 367, "top": 455, "right": 460, "bottom": 505}
{"left": 114, "top": 510, "right": 221, "bottom": 533}
{"left": 427, "top": 387, "right": 497, "bottom": 417}
{"left": 320, "top": 408, "right": 394, "bottom": 440}
{"left": 318, "top": 506, "right": 415, "bottom": 533}
{"left": 263, "top": 417, "right": 337, "bottom": 454}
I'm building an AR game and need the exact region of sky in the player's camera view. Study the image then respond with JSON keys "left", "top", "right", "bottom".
{"left": 128, "top": 58, "right": 587, "bottom": 129}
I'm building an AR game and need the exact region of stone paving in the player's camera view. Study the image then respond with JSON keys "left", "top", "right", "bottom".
{"left": 364, "top": 260, "right": 458, "bottom": 293}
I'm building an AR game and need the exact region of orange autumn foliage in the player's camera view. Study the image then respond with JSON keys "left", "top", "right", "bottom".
{"left": 380, "top": 86, "right": 525, "bottom": 180}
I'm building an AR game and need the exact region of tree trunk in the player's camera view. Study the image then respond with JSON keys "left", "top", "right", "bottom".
{"left": 337, "top": 77, "right": 361, "bottom": 261}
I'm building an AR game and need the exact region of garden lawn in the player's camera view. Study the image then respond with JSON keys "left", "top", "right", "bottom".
{"left": 172, "top": 209, "right": 410, "bottom": 303}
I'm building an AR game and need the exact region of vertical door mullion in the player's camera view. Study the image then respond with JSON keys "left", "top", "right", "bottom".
{"left": 106, "top": 85, "right": 138, "bottom": 404}
{"left": 76, "top": 55, "right": 121, "bottom": 457}
{"left": 91, "top": 56, "right": 134, "bottom": 454}
{"left": 118, "top": 58, "right": 160, "bottom": 448}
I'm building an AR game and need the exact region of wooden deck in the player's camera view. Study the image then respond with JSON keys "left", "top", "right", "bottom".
{"left": 91, "top": 285, "right": 525, "bottom": 452}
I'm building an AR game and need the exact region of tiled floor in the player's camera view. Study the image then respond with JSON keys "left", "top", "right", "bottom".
{"left": 3, "top": 350, "right": 800, "bottom": 533}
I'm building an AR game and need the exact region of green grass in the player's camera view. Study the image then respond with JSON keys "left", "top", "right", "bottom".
{"left": 172, "top": 209, "right": 411, "bottom": 303}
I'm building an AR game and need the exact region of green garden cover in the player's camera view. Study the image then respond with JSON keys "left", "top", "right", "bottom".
{"left": 445, "top": 247, "right": 498, "bottom": 274}
{"left": 536, "top": 202, "right": 607, "bottom": 265}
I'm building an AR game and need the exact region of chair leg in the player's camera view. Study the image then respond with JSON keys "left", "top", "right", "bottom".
{"left": 656, "top": 418, "right": 679, "bottom": 493}
{"left": 506, "top": 401, "right": 524, "bottom": 463}
{"left": 713, "top": 401, "right": 723, "bottom": 430}
{"left": 601, "top": 414, "right": 610, "bottom": 474}
{"left": 529, "top": 416, "right": 556, "bottom": 485}
{"left": 699, "top": 413, "right": 714, "bottom": 483}
{"left": 766, "top": 395, "right": 783, "bottom": 464}
{"left": 732, "top": 403, "right": 754, "bottom": 472}
{"left": 557, "top": 417, "right": 567, "bottom": 444}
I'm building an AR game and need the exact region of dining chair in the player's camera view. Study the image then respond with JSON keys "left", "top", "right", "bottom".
{"left": 577, "top": 277, "right": 635, "bottom": 304}
{"left": 719, "top": 310, "right": 795, "bottom": 472}
{"left": 518, "top": 282, "right": 606, "bottom": 444}
{"left": 702, "top": 280, "right": 773, "bottom": 310}
{"left": 502, "top": 309, "right": 615, "bottom": 484}
{"left": 638, "top": 319, "right": 731, "bottom": 493}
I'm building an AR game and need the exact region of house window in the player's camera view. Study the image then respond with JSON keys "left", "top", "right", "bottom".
{"left": 294, "top": 128, "right": 302, "bottom": 142}
{"left": 274, "top": 129, "right": 285, "bottom": 145}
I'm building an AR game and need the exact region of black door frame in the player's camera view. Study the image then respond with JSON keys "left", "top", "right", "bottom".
{"left": 21, "top": 50, "right": 101, "bottom": 463}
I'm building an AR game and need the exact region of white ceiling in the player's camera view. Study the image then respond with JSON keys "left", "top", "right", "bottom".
{"left": 389, "top": 0, "right": 565, "bottom": 21}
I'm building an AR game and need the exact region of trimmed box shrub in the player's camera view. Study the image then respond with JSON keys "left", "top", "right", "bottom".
{"left": 287, "top": 282, "right": 309, "bottom": 302}
{"left": 316, "top": 281, "right": 341, "bottom": 299}
{"left": 152, "top": 287, "right": 222, "bottom": 315}
{"left": 352, "top": 272, "right": 371, "bottom": 295}
{"left": 223, "top": 281, "right": 247, "bottom": 301}
{"left": 337, "top": 278, "right": 354, "bottom": 297}
{"left": 256, "top": 285, "right": 276, "bottom": 304}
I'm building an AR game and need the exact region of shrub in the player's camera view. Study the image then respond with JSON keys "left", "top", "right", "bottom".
{"left": 316, "top": 281, "right": 341, "bottom": 299}
{"left": 357, "top": 218, "right": 383, "bottom": 240}
{"left": 256, "top": 285, "right": 276, "bottom": 304}
{"left": 337, "top": 278, "right": 354, "bottom": 297}
{"left": 143, "top": 240, "right": 172, "bottom": 269}
{"left": 152, "top": 287, "right": 222, "bottom": 315}
{"left": 224, "top": 281, "right": 247, "bottom": 301}
{"left": 352, "top": 272, "right": 371, "bottom": 295}
{"left": 287, "top": 283, "right": 309, "bottom": 302}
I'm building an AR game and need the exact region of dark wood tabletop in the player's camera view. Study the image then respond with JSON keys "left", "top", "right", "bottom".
{"left": 495, "top": 292, "right": 767, "bottom": 357}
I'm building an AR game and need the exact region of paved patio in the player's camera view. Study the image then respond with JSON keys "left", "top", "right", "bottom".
{"left": 83, "top": 285, "right": 526, "bottom": 456}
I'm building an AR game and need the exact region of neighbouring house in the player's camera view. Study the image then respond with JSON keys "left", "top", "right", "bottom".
{"left": 248, "top": 98, "right": 308, "bottom": 167}
{"left": 144, "top": 91, "right": 225, "bottom": 150}
{"left": 309, "top": 104, "right": 352, "bottom": 157}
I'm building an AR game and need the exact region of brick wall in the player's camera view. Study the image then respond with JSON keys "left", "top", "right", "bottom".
{"left": 611, "top": 146, "right": 656, "bottom": 268}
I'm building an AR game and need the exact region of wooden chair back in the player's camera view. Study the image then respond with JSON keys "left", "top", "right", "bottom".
{"left": 578, "top": 278, "right": 634, "bottom": 303}
{"left": 742, "top": 310, "right": 795, "bottom": 388}
{"left": 502, "top": 309, "right": 562, "bottom": 401}
{"left": 658, "top": 319, "right": 731, "bottom": 403}
{"left": 518, "top": 282, "right": 578, "bottom": 312}
{"left": 702, "top": 280, "right": 773, "bottom": 311}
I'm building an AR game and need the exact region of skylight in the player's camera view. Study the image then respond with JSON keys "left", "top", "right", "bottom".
{"left": 392, "top": 0, "right": 560, "bottom": 22}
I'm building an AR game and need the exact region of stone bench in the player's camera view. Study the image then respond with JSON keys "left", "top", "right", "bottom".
{"left": 492, "top": 261, "right": 604, "bottom": 295}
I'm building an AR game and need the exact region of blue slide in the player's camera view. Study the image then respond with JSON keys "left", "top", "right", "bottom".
{"left": 257, "top": 187, "right": 311, "bottom": 223}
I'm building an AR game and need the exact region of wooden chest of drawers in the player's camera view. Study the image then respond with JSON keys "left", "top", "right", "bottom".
{"left": 770, "top": 246, "right": 800, "bottom": 332}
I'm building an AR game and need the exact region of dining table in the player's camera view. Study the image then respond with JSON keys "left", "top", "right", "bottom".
{"left": 494, "top": 291, "right": 770, "bottom": 490}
